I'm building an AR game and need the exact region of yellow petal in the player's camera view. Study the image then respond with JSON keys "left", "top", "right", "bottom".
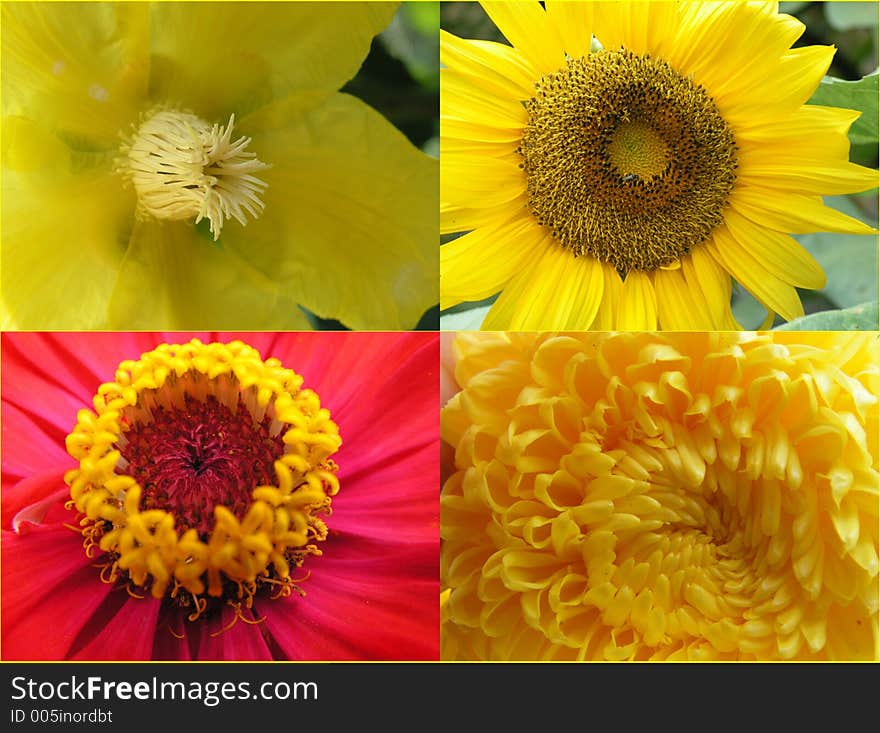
{"left": 730, "top": 186, "right": 876, "bottom": 235}
{"left": 441, "top": 198, "right": 528, "bottom": 235}
{"left": 655, "top": 265, "right": 715, "bottom": 330}
{"left": 706, "top": 227, "right": 804, "bottom": 323}
{"left": 595, "top": 265, "right": 624, "bottom": 330}
{"left": 719, "top": 45, "right": 835, "bottom": 127}
{"left": 440, "top": 31, "right": 536, "bottom": 99}
{"left": 545, "top": 1, "right": 593, "bottom": 59}
{"left": 737, "top": 105, "right": 858, "bottom": 161}
{"left": 594, "top": 0, "right": 679, "bottom": 58}
{"left": 442, "top": 71, "right": 529, "bottom": 129}
{"left": 2, "top": 2, "right": 149, "bottom": 148}
{"left": 738, "top": 154, "right": 880, "bottom": 195}
{"left": 225, "top": 93, "right": 438, "bottom": 330}
{"left": 482, "top": 244, "right": 605, "bottom": 330}
{"left": 441, "top": 214, "right": 545, "bottom": 310}
{"left": 106, "top": 220, "right": 309, "bottom": 330}
{"left": 724, "top": 208, "right": 826, "bottom": 290}
{"left": 441, "top": 154, "right": 527, "bottom": 209}
{"left": 149, "top": 1, "right": 396, "bottom": 120}
{"left": 617, "top": 270, "right": 658, "bottom": 330}
{"left": 685, "top": 247, "right": 740, "bottom": 330}
{"left": 481, "top": 1, "right": 566, "bottom": 77}
{"left": 1, "top": 118, "right": 133, "bottom": 329}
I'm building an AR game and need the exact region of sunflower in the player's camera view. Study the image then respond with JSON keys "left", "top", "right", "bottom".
{"left": 1, "top": 332, "right": 439, "bottom": 660}
{"left": 440, "top": 1, "right": 879, "bottom": 330}
{"left": 1, "top": 2, "right": 437, "bottom": 330}
{"left": 440, "top": 331, "right": 879, "bottom": 660}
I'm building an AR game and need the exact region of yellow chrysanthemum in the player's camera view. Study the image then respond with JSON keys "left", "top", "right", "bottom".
{"left": 2, "top": 1, "right": 437, "bottom": 330}
{"left": 440, "top": 1, "right": 879, "bottom": 330}
{"left": 441, "top": 331, "right": 879, "bottom": 660}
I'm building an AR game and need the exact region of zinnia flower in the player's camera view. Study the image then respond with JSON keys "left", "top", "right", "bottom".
{"left": 2, "top": 332, "right": 439, "bottom": 660}
{"left": 440, "top": 1, "right": 879, "bottom": 330}
{"left": 2, "top": 2, "right": 437, "bottom": 330}
{"left": 441, "top": 331, "right": 879, "bottom": 660}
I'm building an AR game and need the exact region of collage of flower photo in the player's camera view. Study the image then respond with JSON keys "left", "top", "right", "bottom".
{"left": 1, "top": 1, "right": 879, "bottom": 667}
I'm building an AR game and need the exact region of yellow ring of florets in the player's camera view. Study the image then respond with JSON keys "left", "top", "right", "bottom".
{"left": 64, "top": 340, "right": 341, "bottom": 617}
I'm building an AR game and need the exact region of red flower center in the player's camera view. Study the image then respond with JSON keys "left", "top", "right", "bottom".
{"left": 120, "top": 395, "right": 285, "bottom": 536}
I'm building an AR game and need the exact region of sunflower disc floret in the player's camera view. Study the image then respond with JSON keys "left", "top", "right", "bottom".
{"left": 441, "top": 332, "right": 879, "bottom": 660}
{"left": 65, "top": 339, "right": 342, "bottom": 620}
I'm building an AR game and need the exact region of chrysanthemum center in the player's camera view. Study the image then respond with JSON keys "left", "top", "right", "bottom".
{"left": 120, "top": 110, "right": 269, "bottom": 240}
{"left": 519, "top": 50, "right": 738, "bottom": 275}
{"left": 64, "top": 340, "right": 342, "bottom": 620}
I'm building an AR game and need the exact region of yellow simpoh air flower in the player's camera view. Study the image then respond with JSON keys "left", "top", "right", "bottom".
{"left": 440, "top": 1, "right": 879, "bottom": 330}
{"left": 441, "top": 332, "right": 879, "bottom": 660}
{"left": 2, "top": 2, "right": 437, "bottom": 330}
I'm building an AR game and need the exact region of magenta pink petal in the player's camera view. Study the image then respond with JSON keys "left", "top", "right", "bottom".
{"left": 2, "top": 560, "right": 114, "bottom": 660}
{"left": 262, "top": 570, "right": 439, "bottom": 660}
{"left": 195, "top": 605, "right": 275, "bottom": 660}
{"left": 1, "top": 403, "right": 72, "bottom": 488}
{"left": 333, "top": 442, "right": 438, "bottom": 539}
{"left": 152, "top": 608, "right": 194, "bottom": 661}
{"left": 69, "top": 595, "right": 162, "bottom": 661}
{"left": 1, "top": 471, "right": 69, "bottom": 530}
{"left": 1, "top": 524, "right": 95, "bottom": 623}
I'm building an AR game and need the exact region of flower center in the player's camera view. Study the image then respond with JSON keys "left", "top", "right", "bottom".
{"left": 120, "top": 110, "right": 270, "bottom": 241}
{"left": 519, "top": 49, "right": 738, "bottom": 275}
{"left": 606, "top": 120, "right": 669, "bottom": 180}
{"left": 121, "top": 396, "right": 285, "bottom": 537}
{"left": 65, "top": 340, "right": 342, "bottom": 621}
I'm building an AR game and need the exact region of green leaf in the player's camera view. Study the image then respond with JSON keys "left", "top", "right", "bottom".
{"left": 824, "top": 2, "right": 879, "bottom": 31}
{"left": 440, "top": 305, "right": 491, "bottom": 331}
{"left": 773, "top": 302, "right": 879, "bottom": 330}
{"left": 381, "top": 3, "right": 440, "bottom": 90}
{"left": 808, "top": 73, "right": 879, "bottom": 145}
{"left": 779, "top": 2, "right": 810, "bottom": 15}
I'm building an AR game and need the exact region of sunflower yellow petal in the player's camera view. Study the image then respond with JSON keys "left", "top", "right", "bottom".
{"left": 481, "top": 1, "right": 566, "bottom": 76}
{"left": 481, "top": 241, "right": 604, "bottom": 330}
{"left": 737, "top": 106, "right": 859, "bottom": 161}
{"left": 441, "top": 198, "right": 528, "bottom": 235}
{"left": 724, "top": 209, "right": 826, "bottom": 290}
{"left": 545, "top": 1, "right": 593, "bottom": 59}
{"left": 655, "top": 266, "right": 715, "bottom": 331}
{"left": 2, "top": 2, "right": 149, "bottom": 148}
{"left": 441, "top": 117, "right": 524, "bottom": 144}
{"left": 737, "top": 157, "right": 880, "bottom": 196}
{"left": 442, "top": 155, "right": 527, "bottom": 210}
{"left": 442, "top": 70, "right": 529, "bottom": 129}
{"left": 1, "top": 118, "right": 132, "bottom": 329}
{"left": 594, "top": 0, "right": 679, "bottom": 58}
{"left": 685, "top": 247, "right": 740, "bottom": 330}
{"left": 224, "top": 93, "right": 437, "bottom": 330}
{"left": 149, "top": 1, "right": 396, "bottom": 120}
{"left": 106, "top": 220, "right": 308, "bottom": 330}
{"left": 594, "top": 266, "right": 624, "bottom": 331}
{"left": 441, "top": 134, "right": 520, "bottom": 159}
{"left": 617, "top": 270, "right": 658, "bottom": 330}
{"left": 441, "top": 215, "right": 547, "bottom": 310}
{"left": 719, "top": 46, "right": 834, "bottom": 126}
{"left": 440, "top": 31, "right": 536, "bottom": 99}
{"left": 731, "top": 187, "right": 877, "bottom": 235}
{"left": 706, "top": 229, "right": 804, "bottom": 323}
